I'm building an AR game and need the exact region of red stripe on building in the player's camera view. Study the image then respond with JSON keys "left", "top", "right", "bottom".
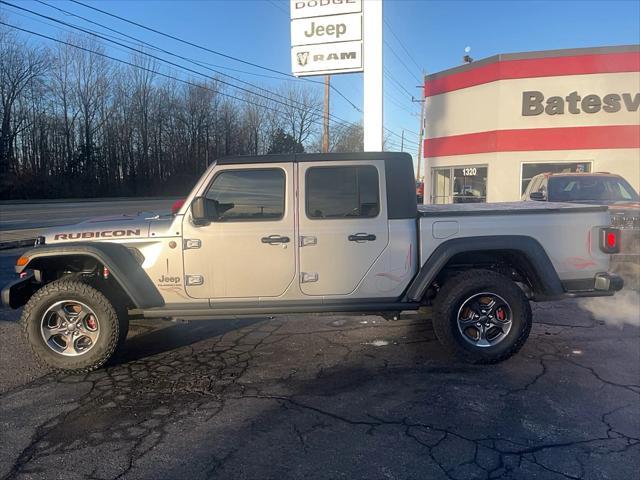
{"left": 424, "top": 125, "right": 640, "bottom": 157}
{"left": 425, "top": 52, "right": 640, "bottom": 97}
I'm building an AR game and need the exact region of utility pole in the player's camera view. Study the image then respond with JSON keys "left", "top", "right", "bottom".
{"left": 322, "top": 75, "right": 330, "bottom": 153}
{"left": 400, "top": 130, "right": 404, "bottom": 152}
{"left": 415, "top": 73, "right": 427, "bottom": 180}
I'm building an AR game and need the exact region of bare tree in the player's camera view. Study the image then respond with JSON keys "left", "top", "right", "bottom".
{"left": 0, "top": 26, "right": 331, "bottom": 199}
{"left": 71, "top": 35, "right": 110, "bottom": 182}
{"left": 0, "top": 23, "right": 47, "bottom": 175}
{"left": 310, "top": 121, "right": 363, "bottom": 153}
{"left": 279, "top": 84, "right": 322, "bottom": 146}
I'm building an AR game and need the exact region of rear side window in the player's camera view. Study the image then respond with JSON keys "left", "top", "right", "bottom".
{"left": 205, "top": 169, "right": 285, "bottom": 221}
{"left": 306, "top": 166, "right": 380, "bottom": 219}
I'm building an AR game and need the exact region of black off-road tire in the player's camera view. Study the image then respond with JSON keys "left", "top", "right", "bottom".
{"left": 432, "top": 269, "right": 532, "bottom": 364}
{"left": 20, "top": 280, "right": 122, "bottom": 374}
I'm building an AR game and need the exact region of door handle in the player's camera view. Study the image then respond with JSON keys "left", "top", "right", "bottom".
{"left": 348, "top": 233, "right": 376, "bottom": 242}
{"left": 261, "top": 235, "right": 290, "bottom": 245}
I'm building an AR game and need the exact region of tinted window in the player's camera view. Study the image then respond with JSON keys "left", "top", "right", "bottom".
{"left": 205, "top": 169, "right": 285, "bottom": 221}
{"left": 548, "top": 176, "right": 640, "bottom": 202}
{"left": 306, "top": 166, "right": 380, "bottom": 219}
{"left": 521, "top": 162, "right": 591, "bottom": 194}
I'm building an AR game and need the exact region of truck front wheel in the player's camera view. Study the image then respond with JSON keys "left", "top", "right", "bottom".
{"left": 20, "top": 280, "right": 125, "bottom": 373}
{"left": 432, "top": 270, "right": 532, "bottom": 364}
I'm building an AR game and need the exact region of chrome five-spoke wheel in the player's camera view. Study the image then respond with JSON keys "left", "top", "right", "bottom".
{"left": 40, "top": 300, "right": 100, "bottom": 356}
{"left": 456, "top": 292, "right": 512, "bottom": 348}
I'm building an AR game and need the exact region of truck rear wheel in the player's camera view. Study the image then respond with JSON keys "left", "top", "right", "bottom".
{"left": 20, "top": 280, "right": 124, "bottom": 373}
{"left": 432, "top": 270, "right": 532, "bottom": 364}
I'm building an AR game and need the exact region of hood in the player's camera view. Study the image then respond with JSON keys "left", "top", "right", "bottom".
{"left": 42, "top": 212, "right": 158, "bottom": 244}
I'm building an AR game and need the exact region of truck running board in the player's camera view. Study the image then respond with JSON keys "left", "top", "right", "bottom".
{"left": 141, "top": 302, "right": 421, "bottom": 320}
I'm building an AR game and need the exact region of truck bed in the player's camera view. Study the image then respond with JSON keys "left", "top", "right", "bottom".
{"left": 418, "top": 201, "right": 607, "bottom": 217}
{"left": 417, "top": 201, "right": 613, "bottom": 282}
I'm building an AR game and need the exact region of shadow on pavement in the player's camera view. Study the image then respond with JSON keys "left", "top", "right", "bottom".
{"left": 111, "top": 317, "right": 266, "bottom": 365}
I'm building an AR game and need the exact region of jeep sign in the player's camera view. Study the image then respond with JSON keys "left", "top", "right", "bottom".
{"left": 290, "top": 0, "right": 364, "bottom": 76}
{"left": 291, "top": 13, "right": 362, "bottom": 46}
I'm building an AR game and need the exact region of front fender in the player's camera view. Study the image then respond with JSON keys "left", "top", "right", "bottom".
{"left": 15, "top": 242, "right": 164, "bottom": 309}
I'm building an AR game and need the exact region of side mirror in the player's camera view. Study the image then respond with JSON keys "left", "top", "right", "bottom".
{"left": 191, "top": 197, "right": 214, "bottom": 226}
{"left": 529, "top": 191, "right": 546, "bottom": 201}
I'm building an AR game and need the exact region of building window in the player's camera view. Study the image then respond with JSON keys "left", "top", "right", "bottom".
{"left": 431, "top": 166, "right": 487, "bottom": 204}
{"left": 205, "top": 169, "right": 285, "bottom": 221}
{"left": 521, "top": 162, "right": 591, "bottom": 195}
{"left": 306, "top": 165, "right": 380, "bottom": 219}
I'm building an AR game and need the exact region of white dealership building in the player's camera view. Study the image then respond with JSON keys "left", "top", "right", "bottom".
{"left": 421, "top": 45, "right": 640, "bottom": 204}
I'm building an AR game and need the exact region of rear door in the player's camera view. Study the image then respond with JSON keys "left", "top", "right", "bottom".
{"left": 297, "top": 161, "right": 389, "bottom": 296}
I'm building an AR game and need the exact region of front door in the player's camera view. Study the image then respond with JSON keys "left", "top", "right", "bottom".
{"left": 297, "top": 161, "right": 389, "bottom": 296}
{"left": 182, "top": 164, "right": 296, "bottom": 299}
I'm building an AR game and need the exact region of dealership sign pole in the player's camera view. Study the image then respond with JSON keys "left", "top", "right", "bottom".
{"left": 290, "top": 0, "right": 382, "bottom": 151}
{"left": 362, "top": 0, "right": 383, "bottom": 151}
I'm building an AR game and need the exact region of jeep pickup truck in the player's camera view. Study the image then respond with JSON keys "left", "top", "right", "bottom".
{"left": 2, "top": 153, "right": 624, "bottom": 372}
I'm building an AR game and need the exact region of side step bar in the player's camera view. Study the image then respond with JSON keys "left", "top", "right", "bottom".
{"left": 141, "top": 302, "right": 421, "bottom": 320}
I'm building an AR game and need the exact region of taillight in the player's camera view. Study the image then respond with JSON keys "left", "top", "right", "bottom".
{"left": 599, "top": 227, "right": 620, "bottom": 254}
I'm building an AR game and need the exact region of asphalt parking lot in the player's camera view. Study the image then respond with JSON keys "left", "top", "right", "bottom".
{"left": 0, "top": 249, "right": 638, "bottom": 479}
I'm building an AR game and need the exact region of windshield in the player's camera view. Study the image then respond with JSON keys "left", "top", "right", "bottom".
{"left": 548, "top": 176, "right": 640, "bottom": 202}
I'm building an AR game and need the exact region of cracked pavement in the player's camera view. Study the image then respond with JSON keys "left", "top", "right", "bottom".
{"left": 0, "top": 298, "right": 638, "bottom": 479}
{"left": 0, "top": 249, "right": 638, "bottom": 479}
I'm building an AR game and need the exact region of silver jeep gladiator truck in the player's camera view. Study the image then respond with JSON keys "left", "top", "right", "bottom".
{"left": 2, "top": 153, "right": 624, "bottom": 372}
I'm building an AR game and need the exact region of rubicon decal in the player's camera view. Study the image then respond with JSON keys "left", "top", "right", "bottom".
{"left": 54, "top": 229, "right": 141, "bottom": 240}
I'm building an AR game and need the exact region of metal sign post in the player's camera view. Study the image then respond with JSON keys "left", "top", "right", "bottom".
{"left": 363, "top": 0, "right": 383, "bottom": 151}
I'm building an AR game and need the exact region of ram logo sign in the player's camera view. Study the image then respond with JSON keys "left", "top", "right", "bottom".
{"left": 296, "top": 51, "right": 310, "bottom": 67}
{"left": 291, "top": 42, "right": 362, "bottom": 75}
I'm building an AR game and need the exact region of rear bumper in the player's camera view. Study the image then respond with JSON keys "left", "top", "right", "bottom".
{"left": 563, "top": 272, "right": 624, "bottom": 298}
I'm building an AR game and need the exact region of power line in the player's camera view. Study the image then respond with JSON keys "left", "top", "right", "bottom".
{"left": 68, "top": 0, "right": 362, "bottom": 112}
{"left": 35, "top": 0, "right": 308, "bottom": 84}
{"left": 385, "top": 128, "right": 418, "bottom": 147}
{"left": 267, "top": 0, "right": 288, "bottom": 15}
{"left": 384, "top": 68, "right": 415, "bottom": 98}
{"left": 399, "top": 128, "right": 420, "bottom": 138}
{"left": 384, "top": 18, "right": 423, "bottom": 74}
{"left": 3, "top": 1, "right": 358, "bottom": 128}
{"left": 0, "top": 22, "right": 354, "bottom": 134}
{"left": 384, "top": 40, "right": 421, "bottom": 84}
{"left": 385, "top": 93, "right": 419, "bottom": 116}
{"left": 7, "top": 2, "right": 411, "bottom": 149}
{"left": 64, "top": 0, "right": 414, "bottom": 143}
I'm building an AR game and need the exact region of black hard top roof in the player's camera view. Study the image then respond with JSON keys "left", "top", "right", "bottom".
{"left": 217, "top": 151, "right": 412, "bottom": 165}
